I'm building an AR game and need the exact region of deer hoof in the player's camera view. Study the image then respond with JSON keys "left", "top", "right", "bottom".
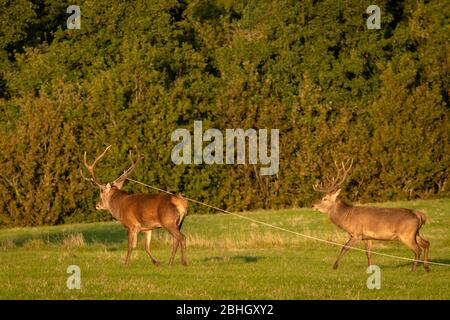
{"left": 182, "top": 261, "right": 188, "bottom": 266}
{"left": 333, "top": 263, "right": 339, "bottom": 270}
{"left": 153, "top": 260, "right": 161, "bottom": 266}
{"left": 424, "top": 266, "right": 430, "bottom": 272}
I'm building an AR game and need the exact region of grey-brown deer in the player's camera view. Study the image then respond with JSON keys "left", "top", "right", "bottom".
{"left": 312, "top": 159, "right": 430, "bottom": 272}
{"left": 81, "top": 145, "right": 189, "bottom": 266}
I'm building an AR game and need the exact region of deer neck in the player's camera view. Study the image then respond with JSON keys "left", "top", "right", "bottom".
{"left": 328, "top": 199, "right": 353, "bottom": 231}
{"left": 107, "top": 188, "right": 129, "bottom": 221}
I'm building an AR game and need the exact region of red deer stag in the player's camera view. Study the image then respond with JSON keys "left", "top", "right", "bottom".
{"left": 312, "top": 159, "right": 430, "bottom": 272}
{"left": 81, "top": 145, "right": 188, "bottom": 266}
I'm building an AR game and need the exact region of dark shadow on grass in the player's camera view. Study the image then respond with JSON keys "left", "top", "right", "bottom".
{"left": 106, "top": 246, "right": 121, "bottom": 252}
{"left": 231, "top": 255, "right": 264, "bottom": 263}
{"left": 428, "top": 259, "right": 450, "bottom": 265}
{"left": 81, "top": 225, "right": 126, "bottom": 245}
{"left": 377, "top": 258, "right": 450, "bottom": 270}
{"left": 7, "top": 223, "right": 127, "bottom": 247}
{"left": 201, "top": 255, "right": 265, "bottom": 263}
{"left": 201, "top": 256, "right": 226, "bottom": 263}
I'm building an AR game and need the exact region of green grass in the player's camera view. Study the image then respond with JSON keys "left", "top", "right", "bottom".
{"left": 0, "top": 198, "right": 449, "bottom": 299}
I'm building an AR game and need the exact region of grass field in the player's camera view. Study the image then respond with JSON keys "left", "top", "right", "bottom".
{"left": 0, "top": 198, "right": 449, "bottom": 300}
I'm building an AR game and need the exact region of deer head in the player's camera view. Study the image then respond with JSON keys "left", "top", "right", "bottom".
{"left": 312, "top": 159, "right": 353, "bottom": 213}
{"left": 80, "top": 145, "right": 142, "bottom": 210}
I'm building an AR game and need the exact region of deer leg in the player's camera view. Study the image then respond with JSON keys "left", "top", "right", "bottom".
{"left": 179, "top": 229, "right": 188, "bottom": 266}
{"left": 401, "top": 237, "right": 421, "bottom": 272}
{"left": 168, "top": 234, "right": 179, "bottom": 267}
{"left": 416, "top": 234, "right": 430, "bottom": 272}
{"left": 125, "top": 229, "right": 137, "bottom": 265}
{"left": 167, "top": 227, "right": 187, "bottom": 266}
{"left": 143, "top": 230, "right": 161, "bottom": 266}
{"left": 365, "top": 240, "right": 373, "bottom": 267}
{"left": 333, "top": 237, "right": 358, "bottom": 269}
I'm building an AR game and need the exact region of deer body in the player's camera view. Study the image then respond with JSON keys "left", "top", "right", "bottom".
{"left": 313, "top": 159, "right": 430, "bottom": 272}
{"left": 100, "top": 189, "right": 188, "bottom": 230}
{"left": 326, "top": 199, "right": 425, "bottom": 242}
{"left": 82, "top": 146, "right": 189, "bottom": 266}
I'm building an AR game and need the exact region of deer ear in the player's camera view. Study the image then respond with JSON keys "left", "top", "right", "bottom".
{"left": 113, "top": 180, "right": 125, "bottom": 190}
{"left": 332, "top": 189, "right": 341, "bottom": 199}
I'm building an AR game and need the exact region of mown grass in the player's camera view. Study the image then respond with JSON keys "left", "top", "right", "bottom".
{"left": 0, "top": 198, "right": 449, "bottom": 299}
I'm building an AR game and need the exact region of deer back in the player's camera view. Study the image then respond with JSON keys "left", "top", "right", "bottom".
{"left": 331, "top": 201, "right": 425, "bottom": 240}
{"left": 109, "top": 190, "right": 188, "bottom": 230}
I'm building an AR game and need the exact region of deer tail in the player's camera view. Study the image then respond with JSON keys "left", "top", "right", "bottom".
{"left": 414, "top": 211, "right": 427, "bottom": 226}
{"left": 171, "top": 194, "right": 189, "bottom": 227}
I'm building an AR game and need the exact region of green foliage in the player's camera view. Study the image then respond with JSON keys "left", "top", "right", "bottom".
{"left": 0, "top": 0, "right": 448, "bottom": 226}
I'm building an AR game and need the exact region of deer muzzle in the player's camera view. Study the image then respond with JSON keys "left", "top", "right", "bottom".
{"left": 95, "top": 201, "right": 106, "bottom": 210}
{"left": 312, "top": 201, "right": 321, "bottom": 211}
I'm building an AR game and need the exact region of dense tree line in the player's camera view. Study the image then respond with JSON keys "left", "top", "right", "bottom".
{"left": 0, "top": 0, "right": 448, "bottom": 226}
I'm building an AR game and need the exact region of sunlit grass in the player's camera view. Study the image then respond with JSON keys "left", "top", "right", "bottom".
{"left": 0, "top": 198, "right": 449, "bottom": 299}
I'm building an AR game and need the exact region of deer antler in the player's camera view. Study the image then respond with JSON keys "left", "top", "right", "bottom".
{"left": 113, "top": 146, "right": 143, "bottom": 185}
{"left": 313, "top": 180, "right": 329, "bottom": 193}
{"left": 80, "top": 145, "right": 112, "bottom": 187}
{"left": 313, "top": 158, "right": 354, "bottom": 193}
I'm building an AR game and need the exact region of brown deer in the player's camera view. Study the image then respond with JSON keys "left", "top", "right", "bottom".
{"left": 312, "top": 159, "right": 430, "bottom": 272}
{"left": 81, "top": 145, "right": 189, "bottom": 266}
